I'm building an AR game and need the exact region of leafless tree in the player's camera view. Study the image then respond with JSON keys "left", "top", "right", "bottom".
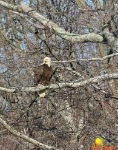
{"left": 0, "top": 0, "right": 118, "bottom": 150}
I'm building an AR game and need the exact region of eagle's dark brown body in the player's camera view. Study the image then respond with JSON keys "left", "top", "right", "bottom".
{"left": 34, "top": 64, "right": 53, "bottom": 86}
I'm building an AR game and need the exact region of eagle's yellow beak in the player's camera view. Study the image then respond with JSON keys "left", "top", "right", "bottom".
{"left": 44, "top": 58, "right": 48, "bottom": 63}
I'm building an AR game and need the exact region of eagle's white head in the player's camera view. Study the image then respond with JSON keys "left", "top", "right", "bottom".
{"left": 43, "top": 57, "right": 51, "bottom": 67}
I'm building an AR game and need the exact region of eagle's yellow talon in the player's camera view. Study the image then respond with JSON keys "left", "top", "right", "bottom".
{"left": 39, "top": 93, "right": 46, "bottom": 98}
{"left": 37, "top": 84, "right": 43, "bottom": 87}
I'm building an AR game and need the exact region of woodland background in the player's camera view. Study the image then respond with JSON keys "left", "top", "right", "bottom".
{"left": 0, "top": 0, "right": 118, "bottom": 150}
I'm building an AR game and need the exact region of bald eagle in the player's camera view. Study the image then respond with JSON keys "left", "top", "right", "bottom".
{"left": 34, "top": 57, "right": 53, "bottom": 86}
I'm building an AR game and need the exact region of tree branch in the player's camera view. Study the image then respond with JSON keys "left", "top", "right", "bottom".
{"left": 0, "top": 73, "right": 118, "bottom": 93}
{"left": 53, "top": 53, "right": 118, "bottom": 63}
{"left": 0, "top": 117, "right": 61, "bottom": 150}
{"left": 102, "top": 26, "right": 118, "bottom": 52}
{"left": 0, "top": 1, "right": 103, "bottom": 43}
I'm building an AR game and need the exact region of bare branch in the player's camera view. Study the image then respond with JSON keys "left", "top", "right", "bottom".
{"left": 53, "top": 53, "right": 118, "bottom": 63}
{"left": 0, "top": 117, "right": 61, "bottom": 150}
{"left": 0, "top": 73, "right": 118, "bottom": 93}
{"left": 102, "top": 26, "right": 118, "bottom": 52}
{"left": 0, "top": 1, "right": 103, "bottom": 43}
